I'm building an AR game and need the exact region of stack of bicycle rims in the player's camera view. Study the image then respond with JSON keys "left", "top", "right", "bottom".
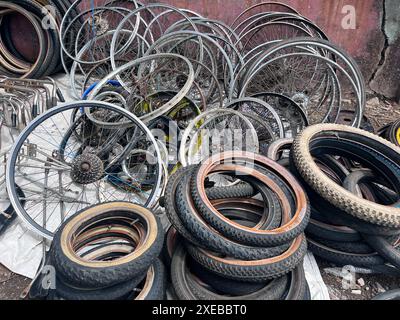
{"left": 163, "top": 151, "right": 311, "bottom": 300}
{"left": 29, "top": 202, "right": 166, "bottom": 300}
{"left": 378, "top": 119, "right": 400, "bottom": 147}
{"left": 290, "top": 124, "right": 400, "bottom": 275}
{"left": 0, "top": 0, "right": 66, "bottom": 78}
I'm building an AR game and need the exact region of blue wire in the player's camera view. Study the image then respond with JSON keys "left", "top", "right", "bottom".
{"left": 80, "top": 80, "right": 121, "bottom": 113}
{"left": 82, "top": 80, "right": 121, "bottom": 100}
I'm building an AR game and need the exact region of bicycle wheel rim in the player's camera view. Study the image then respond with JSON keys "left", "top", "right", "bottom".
{"left": 6, "top": 100, "right": 163, "bottom": 240}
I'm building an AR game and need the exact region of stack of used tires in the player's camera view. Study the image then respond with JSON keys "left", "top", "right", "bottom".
{"left": 0, "top": 0, "right": 69, "bottom": 78}
{"left": 163, "top": 151, "right": 311, "bottom": 300}
{"left": 379, "top": 119, "right": 400, "bottom": 147}
{"left": 29, "top": 202, "right": 166, "bottom": 300}
{"left": 289, "top": 124, "right": 400, "bottom": 275}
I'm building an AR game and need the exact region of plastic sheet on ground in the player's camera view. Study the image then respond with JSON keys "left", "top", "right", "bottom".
{"left": 304, "top": 252, "right": 331, "bottom": 300}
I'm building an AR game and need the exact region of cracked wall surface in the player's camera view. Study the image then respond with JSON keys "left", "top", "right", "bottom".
{"left": 370, "top": 0, "right": 400, "bottom": 99}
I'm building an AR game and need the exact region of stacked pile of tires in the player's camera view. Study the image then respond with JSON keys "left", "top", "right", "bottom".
{"left": 163, "top": 152, "right": 311, "bottom": 300}
{"left": 289, "top": 124, "right": 400, "bottom": 275}
{"left": 29, "top": 202, "right": 166, "bottom": 300}
{"left": 0, "top": 0, "right": 70, "bottom": 78}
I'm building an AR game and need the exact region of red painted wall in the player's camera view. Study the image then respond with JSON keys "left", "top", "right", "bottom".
{"left": 79, "top": 0, "right": 385, "bottom": 82}
{"left": 5, "top": 0, "right": 388, "bottom": 92}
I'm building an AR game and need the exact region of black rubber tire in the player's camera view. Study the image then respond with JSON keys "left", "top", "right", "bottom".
{"left": 171, "top": 245, "right": 288, "bottom": 300}
{"left": 378, "top": 123, "right": 392, "bottom": 140}
{"left": 291, "top": 159, "right": 400, "bottom": 237}
{"left": 143, "top": 260, "right": 167, "bottom": 300}
{"left": 342, "top": 168, "right": 398, "bottom": 206}
{"left": 316, "top": 204, "right": 400, "bottom": 237}
{"left": 362, "top": 235, "right": 400, "bottom": 269}
{"left": 308, "top": 239, "right": 385, "bottom": 268}
{"left": 50, "top": 202, "right": 164, "bottom": 289}
{"left": 188, "top": 258, "right": 267, "bottom": 296}
{"left": 54, "top": 273, "right": 145, "bottom": 300}
{"left": 372, "top": 289, "right": 400, "bottom": 300}
{"left": 29, "top": 251, "right": 54, "bottom": 300}
{"left": 0, "top": 185, "right": 25, "bottom": 235}
{"left": 368, "top": 183, "right": 399, "bottom": 205}
{"left": 163, "top": 166, "right": 203, "bottom": 247}
{"left": 311, "top": 237, "right": 374, "bottom": 254}
{"left": 131, "top": 259, "right": 167, "bottom": 300}
{"left": 160, "top": 225, "right": 175, "bottom": 276}
{"left": 316, "top": 154, "right": 351, "bottom": 183}
{"left": 207, "top": 176, "right": 284, "bottom": 232}
{"left": 291, "top": 124, "right": 400, "bottom": 228}
{"left": 0, "top": 16, "right": 27, "bottom": 61}
{"left": 185, "top": 235, "right": 307, "bottom": 282}
{"left": 277, "top": 158, "right": 290, "bottom": 168}
{"left": 48, "top": 0, "right": 69, "bottom": 73}
{"left": 0, "top": 1, "right": 47, "bottom": 78}
{"left": 306, "top": 218, "right": 362, "bottom": 242}
{"left": 185, "top": 270, "right": 288, "bottom": 300}
{"left": 235, "top": 176, "right": 283, "bottom": 230}
{"left": 175, "top": 170, "right": 290, "bottom": 260}
{"left": 387, "top": 119, "right": 400, "bottom": 147}
{"left": 8, "top": 0, "right": 60, "bottom": 77}
{"left": 189, "top": 161, "right": 309, "bottom": 247}
{"left": 205, "top": 182, "right": 255, "bottom": 200}
{"left": 283, "top": 265, "right": 308, "bottom": 300}
{"left": 369, "top": 264, "right": 400, "bottom": 277}
{"left": 341, "top": 168, "right": 400, "bottom": 268}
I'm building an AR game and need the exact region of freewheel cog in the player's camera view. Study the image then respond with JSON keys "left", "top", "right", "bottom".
{"left": 71, "top": 153, "right": 104, "bottom": 185}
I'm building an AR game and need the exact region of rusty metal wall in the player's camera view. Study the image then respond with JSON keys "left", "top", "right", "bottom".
{"left": 7, "top": 0, "right": 400, "bottom": 99}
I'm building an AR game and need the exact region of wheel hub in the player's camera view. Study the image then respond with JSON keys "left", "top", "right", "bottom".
{"left": 71, "top": 153, "right": 104, "bottom": 185}
{"left": 91, "top": 16, "right": 109, "bottom": 36}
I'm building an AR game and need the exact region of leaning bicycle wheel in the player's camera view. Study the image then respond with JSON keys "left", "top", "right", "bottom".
{"left": 88, "top": 53, "right": 194, "bottom": 123}
{"left": 231, "top": 2, "right": 300, "bottom": 32}
{"left": 6, "top": 101, "right": 163, "bottom": 240}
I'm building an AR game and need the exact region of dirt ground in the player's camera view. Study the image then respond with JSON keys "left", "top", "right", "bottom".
{"left": 364, "top": 93, "right": 400, "bottom": 130}
{"left": 0, "top": 264, "right": 31, "bottom": 300}
{"left": 0, "top": 96, "right": 399, "bottom": 300}
{"left": 318, "top": 259, "right": 400, "bottom": 300}
{"left": 1, "top": 258, "right": 399, "bottom": 300}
